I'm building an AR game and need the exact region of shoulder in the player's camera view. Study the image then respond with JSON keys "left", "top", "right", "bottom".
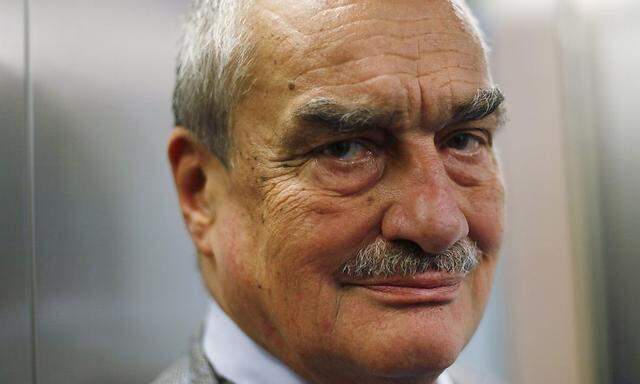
{"left": 149, "top": 336, "right": 224, "bottom": 384}
{"left": 447, "top": 365, "right": 509, "bottom": 384}
{"left": 150, "top": 357, "right": 191, "bottom": 384}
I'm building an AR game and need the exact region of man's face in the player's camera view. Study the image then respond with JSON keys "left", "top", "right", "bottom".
{"left": 194, "top": 1, "right": 504, "bottom": 382}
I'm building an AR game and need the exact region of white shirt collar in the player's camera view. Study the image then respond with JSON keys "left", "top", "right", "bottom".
{"left": 203, "top": 299, "right": 307, "bottom": 384}
{"left": 202, "top": 299, "right": 453, "bottom": 384}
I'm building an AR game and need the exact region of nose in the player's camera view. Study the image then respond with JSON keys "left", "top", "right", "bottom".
{"left": 381, "top": 159, "right": 469, "bottom": 254}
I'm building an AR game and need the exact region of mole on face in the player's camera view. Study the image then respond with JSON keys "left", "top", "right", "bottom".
{"left": 287, "top": 81, "right": 296, "bottom": 91}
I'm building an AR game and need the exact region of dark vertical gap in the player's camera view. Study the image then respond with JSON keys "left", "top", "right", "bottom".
{"left": 24, "top": 0, "right": 38, "bottom": 383}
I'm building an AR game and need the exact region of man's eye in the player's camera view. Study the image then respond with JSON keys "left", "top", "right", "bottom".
{"left": 321, "top": 140, "right": 368, "bottom": 161}
{"left": 310, "top": 139, "right": 384, "bottom": 194}
{"left": 445, "top": 132, "right": 485, "bottom": 153}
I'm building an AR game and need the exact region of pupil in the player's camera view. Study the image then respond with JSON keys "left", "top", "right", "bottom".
{"left": 450, "top": 135, "right": 469, "bottom": 150}
{"left": 333, "top": 141, "right": 351, "bottom": 157}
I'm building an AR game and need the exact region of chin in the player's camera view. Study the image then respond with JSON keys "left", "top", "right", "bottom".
{"left": 358, "top": 317, "right": 466, "bottom": 378}
{"left": 313, "top": 292, "right": 477, "bottom": 382}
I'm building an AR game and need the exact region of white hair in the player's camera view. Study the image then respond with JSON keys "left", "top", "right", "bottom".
{"left": 173, "top": 0, "right": 254, "bottom": 163}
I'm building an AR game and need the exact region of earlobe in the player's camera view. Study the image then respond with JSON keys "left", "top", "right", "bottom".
{"left": 167, "top": 127, "right": 219, "bottom": 258}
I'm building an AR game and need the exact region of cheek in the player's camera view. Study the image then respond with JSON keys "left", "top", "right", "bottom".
{"left": 460, "top": 181, "right": 505, "bottom": 255}
{"left": 212, "top": 205, "right": 266, "bottom": 298}
{"left": 215, "top": 210, "right": 242, "bottom": 267}
{"left": 210, "top": 205, "right": 294, "bottom": 342}
{"left": 265, "top": 199, "right": 382, "bottom": 282}
{"left": 258, "top": 172, "right": 385, "bottom": 275}
{"left": 457, "top": 181, "right": 504, "bottom": 331}
{"left": 258, "top": 192, "right": 384, "bottom": 329}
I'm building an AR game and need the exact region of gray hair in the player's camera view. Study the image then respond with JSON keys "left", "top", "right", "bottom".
{"left": 173, "top": 0, "right": 489, "bottom": 165}
{"left": 173, "top": 0, "right": 254, "bottom": 164}
{"left": 341, "top": 238, "right": 479, "bottom": 279}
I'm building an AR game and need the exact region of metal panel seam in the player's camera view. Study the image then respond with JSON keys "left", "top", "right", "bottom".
{"left": 24, "top": 0, "right": 38, "bottom": 382}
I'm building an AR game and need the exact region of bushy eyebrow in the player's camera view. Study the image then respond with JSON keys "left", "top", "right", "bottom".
{"left": 292, "top": 97, "right": 399, "bottom": 134}
{"left": 452, "top": 87, "right": 506, "bottom": 126}
{"left": 283, "top": 87, "right": 506, "bottom": 150}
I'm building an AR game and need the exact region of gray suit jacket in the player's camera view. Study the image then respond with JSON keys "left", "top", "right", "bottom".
{"left": 151, "top": 336, "right": 227, "bottom": 384}
{"left": 150, "top": 336, "right": 502, "bottom": 384}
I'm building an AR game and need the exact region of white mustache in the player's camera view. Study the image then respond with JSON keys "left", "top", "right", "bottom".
{"left": 340, "top": 238, "right": 479, "bottom": 279}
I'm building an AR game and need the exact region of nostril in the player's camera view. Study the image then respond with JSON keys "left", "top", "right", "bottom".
{"left": 420, "top": 233, "right": 463, "bottom": 255}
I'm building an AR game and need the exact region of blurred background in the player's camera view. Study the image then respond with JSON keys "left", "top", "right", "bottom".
{"left": 1, "top": 0, "right": 638, "bottom": 383}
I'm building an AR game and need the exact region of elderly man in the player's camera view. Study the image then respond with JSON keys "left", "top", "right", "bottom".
{"left": 156, "top": 0, "right": 505, "bottom": 383}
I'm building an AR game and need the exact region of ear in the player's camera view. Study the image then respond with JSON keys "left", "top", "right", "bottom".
{"left": 167, "top": 127, "right": 227, "bottom": 258}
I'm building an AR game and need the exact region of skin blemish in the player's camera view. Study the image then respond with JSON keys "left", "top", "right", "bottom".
{"left": 288, "top": 81, "right": 296, "bottom": 90}
{"left": 321, "top": 319, "right": 333, "bottom": 334}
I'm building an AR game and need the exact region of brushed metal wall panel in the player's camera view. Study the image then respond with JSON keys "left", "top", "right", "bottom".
{"left": 0, "top": 0, "right": 33, "bottom": 383}
{"left": 30, "top": 1, "right": 207, "bottom": 383}
{"left": 593, "top": 11, "right": 640, "bottom": 383}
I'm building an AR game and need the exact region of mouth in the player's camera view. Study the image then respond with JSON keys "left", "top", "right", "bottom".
{"left": 343, "top": 272, "right": 464, "bottom": 305}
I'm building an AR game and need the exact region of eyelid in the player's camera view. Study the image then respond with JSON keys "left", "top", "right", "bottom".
{"left": 316, "top": 137, "right": 382, "bottom": 157}
{"left": 439, "top": 128, "right": 493, "bottom": 148}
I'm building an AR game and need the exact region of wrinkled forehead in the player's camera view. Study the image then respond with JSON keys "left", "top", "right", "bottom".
{"left": 248, "top": 0, "right": 490, "bottom": 127}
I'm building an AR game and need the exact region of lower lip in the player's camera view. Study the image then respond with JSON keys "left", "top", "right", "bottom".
{"left": 349, "top": 275, "right": 463, "bottom": 305}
